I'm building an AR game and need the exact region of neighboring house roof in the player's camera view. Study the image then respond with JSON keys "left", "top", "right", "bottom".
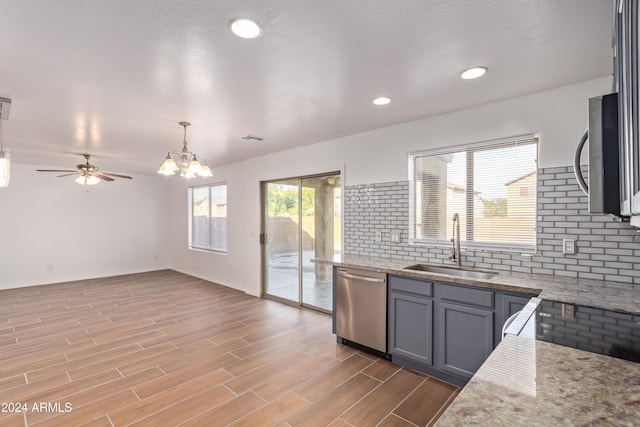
{"left": 505, "top": 171, "right": 536, "bottom": 187}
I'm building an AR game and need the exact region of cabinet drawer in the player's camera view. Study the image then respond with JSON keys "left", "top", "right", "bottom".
{"left": 438, "top": 283, "right": 494, "bottom": 309}
{"left": 389, "top": 275, "right": 433, "bottom": 297}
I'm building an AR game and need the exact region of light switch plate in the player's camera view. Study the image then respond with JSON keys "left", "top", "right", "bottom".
{"left": 375, "top": 231, "right": 382, "bottom": 243}
{"left": 390, "top": 231, "right": 401, "bottom": 243}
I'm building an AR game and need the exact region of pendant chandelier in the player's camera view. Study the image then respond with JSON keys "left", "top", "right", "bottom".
{"left": 157, "top": 121, "right": 212, "bottom": 178}
{"left": 0, "top": 97, "right": 11, "bottom": 188}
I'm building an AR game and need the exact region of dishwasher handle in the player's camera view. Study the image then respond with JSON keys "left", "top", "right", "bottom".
{"left": 338, "top": 271, "right": 386, "bottom": 283}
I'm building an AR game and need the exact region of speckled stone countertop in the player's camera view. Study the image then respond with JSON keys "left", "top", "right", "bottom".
{"left": 316, "top": 255, "right": 640, "bottom": 425}
{"left": 312, "top": 255, "right": 640, "bottom": 314}
{"left": 434, "top": 334, "right": 640, "bottom": 426}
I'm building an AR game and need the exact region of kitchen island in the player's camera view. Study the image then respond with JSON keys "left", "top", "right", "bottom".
{"left": 435, "top": 334, "right": 640, "bottom": 426}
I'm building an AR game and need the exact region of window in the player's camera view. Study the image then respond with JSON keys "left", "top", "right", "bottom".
{"left": 409, "top": 135, "right": 537, "bottom": 251}
{"left": 189, "top": 183, "right": 227, "bottom": 252}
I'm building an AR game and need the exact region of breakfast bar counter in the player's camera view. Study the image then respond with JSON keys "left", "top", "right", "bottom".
{"left": 434, "top": 334, "right": 640, "bottom": 426}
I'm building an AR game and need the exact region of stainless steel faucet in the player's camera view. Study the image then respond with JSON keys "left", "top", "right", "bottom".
{"left": 449, "top": 213, "right": 461, "bottom": 266}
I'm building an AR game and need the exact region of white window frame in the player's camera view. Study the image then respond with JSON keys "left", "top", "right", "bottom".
{"left": 408, "top": 135, "right": 538, "bottom": 252}
{"left": 188, "top": 182, "right": 228, "bottom": 253}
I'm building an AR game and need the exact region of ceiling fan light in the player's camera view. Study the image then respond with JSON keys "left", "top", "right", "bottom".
{"left": 86, "top": 175, "right": 100, "bottom": 185}
{"left": 75, "top": 174, "right": 100, "bottom": 185}
{"left": 0, "top": 150, "right": 10, "bottom": 188}
{"left": 0, "top": 102, "right": 10, "bottom": 188}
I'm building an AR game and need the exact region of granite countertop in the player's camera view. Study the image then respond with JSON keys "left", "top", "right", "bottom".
{"left": 434, "top": 334, "right": 640, "bottom": 426}
{"left": 312, "top": 254, "right": 640, "bottom": 314}
{"left": 316, "top": 254, "right": 640, "bottom": 425}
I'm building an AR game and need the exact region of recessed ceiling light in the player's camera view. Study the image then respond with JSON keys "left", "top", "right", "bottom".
{"left": 372, "top": 96, "right": 391, "bottom": 106}
{"left": 460, "top": 66, "right": 488, "bottom": 80}
{"left": 230, "top": 18, "right": 261, "bottom": 39}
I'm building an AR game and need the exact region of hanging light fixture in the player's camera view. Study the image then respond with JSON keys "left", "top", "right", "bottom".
{"left": 75, "top": 174, "right": 100, "bottom": 186}
{"left": 0, "top": 97, "right": 12, "bottom": 188}
{"left": 157, "top": 121, "right": 212, "bottom": 178}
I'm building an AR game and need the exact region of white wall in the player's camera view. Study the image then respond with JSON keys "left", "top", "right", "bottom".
{"left": 170, "top": 76, "right": 614, "bottom": 296}
{"left": 0, "top": 163, "right": 170, "bottom": 290}
{"left": 0, "top": 77, "right": 613, "bottom": 293}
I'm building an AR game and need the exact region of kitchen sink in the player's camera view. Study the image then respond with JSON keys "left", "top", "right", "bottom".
{"left": 403, "top": 264, "right": 498, "bottom": 280}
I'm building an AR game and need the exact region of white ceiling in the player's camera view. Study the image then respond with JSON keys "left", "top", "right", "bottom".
{"left": 0, "top": 0, "right": 613, "bottom": 175}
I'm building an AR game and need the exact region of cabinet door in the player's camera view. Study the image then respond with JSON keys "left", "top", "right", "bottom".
{"left": 502, "top": 294, "right": 529, "bottom": 318}
{"left": 388, "top": 291, "right": 433, "bottom": 365}
{"left": 495, "top": 294, "right": 533, "bottom": 345}
{"left": 436, "top": 302, "right": 494, "bottom": 379}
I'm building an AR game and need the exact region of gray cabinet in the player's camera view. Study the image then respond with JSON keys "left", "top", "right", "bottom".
{"left": 495, "top": 293, "right": 531, "bottom": 346}
{"left": 436, "top": 301, "right": 494, "bottom": 378}
{"left": 388, "top": 276, "right": 434, "bottom": 366}
{"left": 386, "top": 274, "right": 536, "bottom": 387}
{"left": 435, "top": 282, "right": 495, "bottom": 380}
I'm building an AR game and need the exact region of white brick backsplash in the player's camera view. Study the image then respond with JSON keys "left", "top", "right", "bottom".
{"left": 343, "top": 166, "right": 640, "bottom": 290}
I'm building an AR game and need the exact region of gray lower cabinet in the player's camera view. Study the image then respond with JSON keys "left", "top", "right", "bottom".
{"left": 388, "top": 277, "right": 434, "bottom": 366}
{"left": 495, "top": 293, "right": 531, "bottom": 346}
{"left": 387, "top": 274, "right": 535, "bottom": 387}
{"left": 436, "top": 301, "right": 494, "bottom": 379}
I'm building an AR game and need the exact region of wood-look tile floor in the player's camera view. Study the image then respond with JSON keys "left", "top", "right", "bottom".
{"left": 0, "top": 270, "right": 459, "bottom": 426}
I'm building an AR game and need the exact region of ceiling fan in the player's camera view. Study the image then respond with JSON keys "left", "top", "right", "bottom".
{"left": 36, "top": 154, "right": 133, "bottom": 185}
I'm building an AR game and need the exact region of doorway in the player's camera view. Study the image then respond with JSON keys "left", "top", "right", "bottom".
{"left": 261, "top": 172, "right": 341, "bottom": 313}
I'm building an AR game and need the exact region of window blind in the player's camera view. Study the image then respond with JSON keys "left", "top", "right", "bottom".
{"left": 409, "top": 135, "right": 538, "bottom": 251}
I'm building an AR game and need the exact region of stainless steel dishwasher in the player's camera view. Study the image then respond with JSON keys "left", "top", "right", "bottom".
{"left": 335, "top": 268, "right": 387, "bottom": 353}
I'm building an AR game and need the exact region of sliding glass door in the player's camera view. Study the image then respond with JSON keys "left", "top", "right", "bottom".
{"left": 262, "top": 173, "right": 341, "bottom": 313}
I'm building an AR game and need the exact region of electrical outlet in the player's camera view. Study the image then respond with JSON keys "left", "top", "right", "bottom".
{"left": 375, "top": 231, "right": 382, "bottom": 243}
{"left": 561, "top": 303, "right": 575, "bottom": 318}
{"left": 562, "top": 239, "right": 576, "bottom": 255}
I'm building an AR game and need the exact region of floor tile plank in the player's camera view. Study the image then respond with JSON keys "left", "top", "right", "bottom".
{"left": 393, "top": 377, "right": 459, "bottom": 426}
{"left": 287, "top": 373, "right": 381, "bottom": 426}
{"left": 341, "top": 370, "right": 424, "bottom": 426}
{"left": 0, "top": 270, "right": 459, "bottom": 427}
{"left": 228, "top": 392, "right": 309, "bottom": 427}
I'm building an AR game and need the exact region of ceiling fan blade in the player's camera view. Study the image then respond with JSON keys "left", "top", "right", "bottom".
{"left": 56, "top": 172, "right": 80, "bottom": 178}
{"left": 93, "top": 173, "right": 115, "bottom": 182}
{"left": 36, "top": 169, "right": 77, "bottom": 173}
{"left": 101, "top": 172, "right": 133, "bottom": 180}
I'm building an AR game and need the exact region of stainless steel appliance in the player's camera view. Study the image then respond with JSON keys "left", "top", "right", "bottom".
{"left": 615, "top": 0, "right": 640, "bottom": 221}
{"left": 574, "top": 0, "right": 640, "bottom": 226}
{"left": 335, "top": 268, "right": 387, "bottom": 354}
{"left": 586, "top": 93, "right": 620, "bottom": 216}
